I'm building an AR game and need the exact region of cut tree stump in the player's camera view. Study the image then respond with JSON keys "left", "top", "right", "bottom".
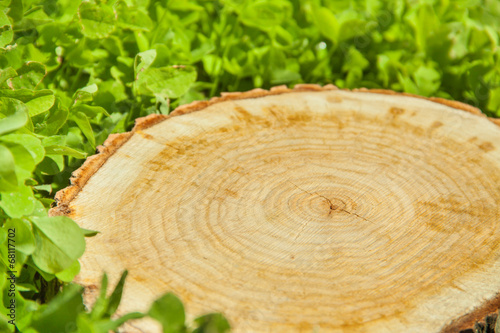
{"left": 50, "top": 85, "right": 500, "bottom": 333}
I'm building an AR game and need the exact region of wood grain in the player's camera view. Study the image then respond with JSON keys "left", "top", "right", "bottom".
{"left": 51, "top": 86, "right": 500, "bottom": 333}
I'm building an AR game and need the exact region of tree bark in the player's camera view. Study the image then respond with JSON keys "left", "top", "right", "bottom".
{"left": 50, "top": 85, "right": 500, "bottom": 333}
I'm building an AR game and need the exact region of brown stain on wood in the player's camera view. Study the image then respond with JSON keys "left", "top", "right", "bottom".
{"left": 479, "top": 142, "right": 495, "bottom": 152}
{"left": 136, "top": 130, "right": 155, "bottom": 141}
{"left": 327, "top": 95, "right": 343, "bottom": 103}
{"left": 234, "top": 105, "right": 272, "bottom": 127}
{"left": 468, "top": 137, "right": 478, "bottom": 143}
{"left": 431, "top": 121, "right": 443, "bottom": 129}
{"left": 234, "top": 104, "right": 315, "bottom": 128}
{"left": 225, "top": 189, "right": 238, "bottom": 198}
{"left": 287, "top": 112, "right": 313, "bottom": 123}
{"left": 389, "top": 107, "right": 405, "bottom": 116}
{"left": 265, "top": 105, "right": 289, "bottom": 124}
{"left": 416, "top": 197, "right": 499, "bottom": 234}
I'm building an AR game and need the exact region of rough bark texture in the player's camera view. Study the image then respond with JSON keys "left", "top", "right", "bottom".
{"left": 50, "top": 85, "right": 500, "bottom": 333}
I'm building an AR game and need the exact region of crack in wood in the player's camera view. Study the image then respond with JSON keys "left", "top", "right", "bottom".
{"left": 289, "top": 181, "right": 374, "bottom": 224}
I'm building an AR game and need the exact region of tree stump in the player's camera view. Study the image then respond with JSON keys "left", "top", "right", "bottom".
{"left": 50, "top": 85, "right": 500, "bottom": 332}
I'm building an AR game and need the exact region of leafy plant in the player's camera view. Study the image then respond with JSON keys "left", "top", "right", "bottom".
{"left": 15, "top": 270, "right": 229, "bottom": 333}
{"left": 0, "top": 0, "right": 498, "bottom": 332}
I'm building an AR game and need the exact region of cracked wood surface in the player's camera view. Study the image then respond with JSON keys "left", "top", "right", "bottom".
{"left": 50, "top": 85, "right": 500, "bottom": 332}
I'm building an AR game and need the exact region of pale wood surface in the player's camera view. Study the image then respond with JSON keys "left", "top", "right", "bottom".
{"left": 51, "top": 86, "right": 500, "bottom": 332}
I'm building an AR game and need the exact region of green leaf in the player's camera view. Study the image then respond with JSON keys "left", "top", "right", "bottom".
{"left": 337, "top": 14, "right": 368, "bottom": 43}
{"left": 55, "top": 259, "right": 80, "bottom": 282}
{"left": 0, "top": 97, "right": 28, "bottom": 135}
{"left": 25, "top": 94, "right": 55, "bottom": 117}
{"left": 81, "top": 227, "right": 100, "bottom": 237}
{"left": 312, "top": 6, "right": 339, "bottom": 44}
{"left": 193, "top": 313, "right": 231, "bottom": 333}
{"left": 116, "top": 1, "right": 153, "bottom": 31}
{"left": 149, "top": 293, "right": 186, "bottom": 333}
{"left": 134, "top": 49, "right": 157, "bottom": 79}
{"left": 0, "top": 144, "right": 17, "bottom": 191}
{"left": 7, "top": 142, "right": 35, "bottom": 180}
{"left": 30, "top": 216, "right": 86, "bottom": 274}
{"left": 7, "top": 0, "right": 23, "bottom": 22}
{"left": 37, "top": 154, "right": 64, "bottom": 175}
{"left": 76, "top": 313, "right": 97, "bottom": 333}
{"left": 78, "top": 2, "right": 116, "bottom": 39}
{"left": 74, "top": 83, "right": 98, "bottom": 103}
{"left": 0, "top": 184, "right": 35, "bottom": 218}
{"left": 8, "top": 61, "right": 47, "bottom": 90}
{"left": 29, "top": 283, "right": 84, "bottom": 333}
{"left": 0, "top": 67, "right": 17, "bottom": 86}
{"left": 72, "top": 111, "right": 96, "bottom": 148}
{"left": 202, "top": 55, "right": 223, "bottom": 78}
{"left": 16, "top": 5, "right": 52, "bottom": 31}
{"left": 411, "top": 4, "right": 440, "bottom": 54}
{"left": 487, "top": 87, "right": 500, "bottom": 115}
{"left": 95, "top": 312, "right": 145, "bottom": 331}
{"left": 0, "top": 227, "right": 7, "bottom": 246}
{"left": 43, "top": 146, "right": 86, "bottom": 159}
{"left": 0, "top": 244, "right": 28, "bottom": 272}
{"left": 0, "top": 89, "right": 55, "bottom": 117}
{"left": 3, "top": 218, "right": 35, "bottom": 255}
{"left": 90, "top": 272, "right": 109, "bottom": 320}
{"left": 106, "top": 270, "right": 128, "bottom": 316}
{"left": 135, "top": 30, "right": 150, "bottom": 52}
{"left": 270, "top": 69, "right": 301, "bottom": 85}
{"left": 239, "top": 1, "right": 287, "bottom": 31}
{"left": 342, "top": 47, "right": 369, "bottom": 73}
{"left": 136, "top": 66, "right": 197, "bottom": 99}
{"left": 71, "top": 104, "right": 110, "bottom": 117}
{"left": 0, "top": 10, "right": 13, "bottom": 48}
{"left": 37, "top": 100, "right": 68, "bottom": 136}
{"left": 41, "top": 135, "right": 65, "bottom": 147}
{"left": 413, "top": 65, "right": 441, "bottom": 97}
{"left": 33, "top": 184, "right": 51, "bottom": 193}
{"left": 0, "top": 134, "right": 44, "bottom": 164}
{"left": 398, "top": 72, "right": 419, "bottom": 95}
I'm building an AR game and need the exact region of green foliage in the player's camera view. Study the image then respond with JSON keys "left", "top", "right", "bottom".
{"left": 149, "top": 293, "right": 186, "bottom": 333}
{"left": 0, "top": 0, "right": 498, "bottom": 332}
{"left": 16, "top": 270, "right": 229, "bottom": 333}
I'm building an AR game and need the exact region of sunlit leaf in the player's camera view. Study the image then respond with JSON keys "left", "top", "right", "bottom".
{"left": 312, "top": 6, "right": 339, "bottom": 44}
{"left": 0, "top": 184, "right": 36, "bottom": 218}
{"left": 44, "top": 145, "right": 87, "bottom": 159}
{"left": 0, "top": 144, "right": 17, "bottom": 191}
{"left": 31, "top": 216, "right": 86, "bottom": 274}
{"left": 149, "top": 293, "right": 186, "bottom": 333}
{"left": 71, "top": 111, "right": 95, "bottom": 148}
{"left": 78, "top": 2, "right": 116, "bottom": 39}
{"left": 0, "top": 10, "right": 13, "bottom": 48}
{"left": 0, "top": 134, "right": 44, "bottom": 164}
{"left": 0, "top": 89, "right": 55, "bottom": 117}
{"left": 3, "top": 219, "right": 35, "bottom": 255}
{"left": 8, "top": 61, "right": 47, "bottom": 90}
{"left": 193, "top": 313, "right": 231, "bottom": 333}
{"left": 0, "top": 97, "right": 28, "bottom": 135}
{"left": 74, "top": 83, "right": 98, "bottom": 103}
{"left": 29, "top": 284, "right": 84, "bottom": 332}
{"left": 55, "top": 259, "right": 81, "bottom": 282}
{"left": 116, "top": 1, "right": 154, "bottom": 32}
{"left": 136, "top": 66, "right": 197, "bottom": 99}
